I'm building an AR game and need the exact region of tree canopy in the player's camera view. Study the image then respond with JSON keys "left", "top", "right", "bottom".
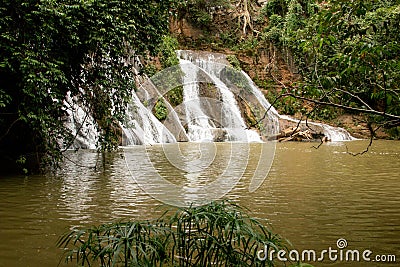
{"left": 0, "top": 0, "right": 176, "bottom": 171}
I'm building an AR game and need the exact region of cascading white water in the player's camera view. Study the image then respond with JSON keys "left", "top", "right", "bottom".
{"left": 241, "top": 71, "right": 279, "bottom": 116}
{"left": 279, "top": 115, "right": 354, "bottom": 142}
{"left": 180, "top": 60, "right": 215, "bottom": 142}
{"left": 240, "top": 68, "right": 354, "bottom": 141}
{"left": 196, "top": 57, "right": 262, "bottom": 142}
{"left": 63, "top": 94, "right": 98, "bottom": 149}
{"left": 121, "top": 93, "right": 176, "bottom": 145}
{"left": 240, "top": 71, "right": 280, "bottom": 137}
{"left": 64, "top": 91, "right": 177, "bottom": 148}
{"left": 65, "top": 50, "right": 353, "bottom": 147}
{"left": 179, "top": 52, "right": 262, "bottom": 142}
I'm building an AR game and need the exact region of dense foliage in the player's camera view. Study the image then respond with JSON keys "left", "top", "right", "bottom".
{"left": 176, "top": 0, "right": 231, "bottom": 29}
{"left": 0, "top": 0, "right": 175, "bottom": 171}
{"left": 58, "top": 201, "right": 295, "bottom": 267}
{"left": 262, "top": 0, "right": 400, "bottom": 136}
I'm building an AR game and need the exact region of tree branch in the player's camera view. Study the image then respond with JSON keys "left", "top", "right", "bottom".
{"left": 345, "top": 123, "right": 379, "bottom": 156}
{"left": 280, "top": 93, "right": 400, "bottom": 121}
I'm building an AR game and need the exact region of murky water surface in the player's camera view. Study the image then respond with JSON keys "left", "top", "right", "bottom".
{"left": 0, "top": 140, "right": 399, "bottom": 266}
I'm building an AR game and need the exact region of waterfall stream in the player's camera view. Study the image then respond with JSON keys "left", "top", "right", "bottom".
{"left": 63, "top": 94, "right": 98, "bottom": 150}
{"left": 180, "top": 60, "right": 214, "bottom": 141}
{"left": 66, "top": 50, "right": 353, "bottom": 148}
{"left": 121, "top": 93, "right": 176, "bottom": 145}
{"left": 279, "top": 115, "right": 354, "bottom": 142}
{"left": 179, "top": 57, "right": 262, "bottom": 142}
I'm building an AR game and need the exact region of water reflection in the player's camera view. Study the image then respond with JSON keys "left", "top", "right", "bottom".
{"left": 125, "top": 143, "right": 250, "bottom": 206}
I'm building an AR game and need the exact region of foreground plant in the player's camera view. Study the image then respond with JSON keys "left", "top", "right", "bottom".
{"left": 58, "top": 200, "right": 301, "bottom": 267}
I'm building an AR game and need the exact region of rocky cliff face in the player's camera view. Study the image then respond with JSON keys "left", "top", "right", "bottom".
{"left": 170, "top": 15, "right": 300, "bottom": 95}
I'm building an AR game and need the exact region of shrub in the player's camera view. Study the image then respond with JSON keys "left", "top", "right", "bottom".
{"left": 154, "top": 98, "right": 168, "bottom": 121}
{"left": 58, "top": 200, "right": 291, "bottom": 267}
{"left": 226, "top": 55, "right": 242, "bottom": 71}
{"left": 166, "top": 86, "right": 184, "bottom": 107}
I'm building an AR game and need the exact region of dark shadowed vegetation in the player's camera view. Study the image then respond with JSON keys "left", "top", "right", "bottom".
{"left": 0, "top": 0, "right": 177, "bottom": 171}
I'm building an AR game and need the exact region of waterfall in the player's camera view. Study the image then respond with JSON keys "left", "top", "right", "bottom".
{"left": 64, "top": 90, "right": 177, "bottom": 148}
{"left": 239, "top": 71, "right": 280, "bottom": 137}
{"left": 63, "top": 94, "right": 98, "bottom": 150}
{"left": 180, "top": 60, "right": 214, "bottom": 141}
{"left": 191, "top": 50, "right": 352, "bottom": 142}
{"left": 239, "top": 71, "right": 353, "bottom": 141}
{"left": 121, "top": 93, "right": 176, "bottom": 145}
{"left": 198, "top": 60, "right": 262, "bottom": 142}
{"left": 279, "top": 115, "right": 354, "bottom": 142}
{"left": 64, "top": 50, "right": 353, "bottom": 147}
{"left": 178, "top": 51, "right": 263, "bottom": 142}
{"left": 240, "top": 71, "right": 279, "bottom": 116}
